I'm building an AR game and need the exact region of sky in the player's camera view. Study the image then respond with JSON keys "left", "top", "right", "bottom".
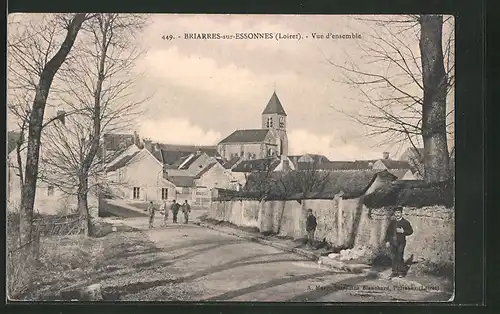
{"left": 7, "top": 14, "right": 455, "bottom": 161}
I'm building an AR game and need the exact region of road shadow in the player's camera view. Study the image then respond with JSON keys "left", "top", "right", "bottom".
{"left": 204, "top": 270, "right": 343, "bottom": 301}
{"left": 100, "top": 251, "right": 302, "bottom": 300}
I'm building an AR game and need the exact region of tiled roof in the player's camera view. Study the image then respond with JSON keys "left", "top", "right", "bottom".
{"left": 321, "top": 169, "right": 395, "bottom": 198}
{"left": 152, "top": 145, "right": 219, "bottom": 166}
{"left": 219, "top": 129, "right": 270, "bottom": 144}
{"left": 243, "top": 169, "right": 396, "bottom": 199}
{"left": 232, "top": 158, "right": 281, "bottom": 173}
{"left": 353, "top": 160, "right": 377, "bottom": 168}
{"left": 223, "top": 156, "right": 242, "bottom": 169}
{"left": 379, "top": 159, "right": 411, "bottom": 169}
{"left": 106, "top": 151, "right": 140, "bottom": 172}
{"left": 156, "top": 144, "right": 218, "bottom": 156}
{"left": 289, "top": 154, "right": 331, "bottom": 167}
{"left": 262, "top": 91, "right": 287, "bottom": 116}
{"left": 194, "top": 162, "right": 217, "bottom": 179}
{"left": 179, "top": 153, "right": 203, "bottom": 170}
{"left": 363, "top": 179, "right": 454, "bottom": 208}
{"left": 153, "top": 149, "right": 190, "bottom": 166}
{"left": 103, "top": 133, "right": 135, "bottom": 151}
{"left": 167, "top": 176, "right": 195, "bottom": 187}
{"left": 295, "top": 160, "right": 373, "bottom": 171}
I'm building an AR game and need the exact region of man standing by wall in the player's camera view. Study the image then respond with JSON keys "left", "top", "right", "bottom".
{"left": 148, "top": 201, "right": 156, "bottom": 229}
{"left": 306, "top": 209, "right": 317, "bottom": 248}
{"left": 385, "top": 206, "right": 414, "bottom": 278}
{"left": 181, "top": 200, "right": 191, "bottom": 224}
{"left": 171, "top": 200, "right": 180, "bottom": 223}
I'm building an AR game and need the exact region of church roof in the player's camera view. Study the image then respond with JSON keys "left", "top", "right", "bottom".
{"left": 219, "top": 129, "right": 270, "bottom": 144}
{"left": 262, "top": 91, "right": 287, "bottom": 116}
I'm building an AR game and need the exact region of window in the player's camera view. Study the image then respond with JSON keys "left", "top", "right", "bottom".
{"left": 161, "top": 188, "right": 168, "bottom": 200}
{"left": 133, "top": 187, "right": 140, "bottom": 199}
{"left": 47, "top": 185, "right": 54, "bottom": 196}
{"left": 266, "top": 117, "right": 273, "bottom": 128}
{"left": 279, "top": 117, "right": 285, "bottom": 128}
{"left": 182, "top": 187, "right": 190, "bottom": 194}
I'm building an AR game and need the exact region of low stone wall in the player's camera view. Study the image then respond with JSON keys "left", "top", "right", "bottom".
{"left": 352, "top": 205, "right": 454, "bottom": 266}
{"left": 207, "top": 199, "right": 454, "bottom": 266}
{"left": 404, "top": 206, "right": 454, "bottom": 265}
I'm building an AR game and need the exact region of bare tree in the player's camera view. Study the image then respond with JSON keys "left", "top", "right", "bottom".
{"left": 242, "top": 158, "right": 280, "bottom": 200}
{"left": 39, "top": 14, "right": 148, "bottom": 235}
{"left": 7, "top": 13, "right": 91, "bottom": 247}
{"left": 329, "top": 15, "right": 454, "bottom": 183}
{"left": 286, "top": 162, "right": 332, "bottom": 199}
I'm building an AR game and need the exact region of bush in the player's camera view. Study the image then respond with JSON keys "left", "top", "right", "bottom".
{"left": 7, "top": 212, "right": 40, "bottom": 299}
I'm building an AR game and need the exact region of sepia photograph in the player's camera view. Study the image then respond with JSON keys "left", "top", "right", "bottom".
{"left": 7, "top": 13, "right": 455, "bottom": 302}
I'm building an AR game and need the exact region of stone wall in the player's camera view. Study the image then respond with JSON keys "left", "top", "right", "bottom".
{"left": 351, "top": 205, "right": 454, "bottom": 266}
{"left": 207, "top": 199, "right": 454, "bottom": 266}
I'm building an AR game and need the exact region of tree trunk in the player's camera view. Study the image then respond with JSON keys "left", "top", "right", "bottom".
{"left": 77, "top": 177, "right": 90, "bottom": 236}
{"left": 419, "top": 14, "right": 450, "bottom": 183}
{"left": 19, "top": 14, "right": 87, "bottom": 247}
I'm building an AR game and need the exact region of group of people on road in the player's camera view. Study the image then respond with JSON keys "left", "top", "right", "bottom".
{"left": 147, "top": 199, "right": 191, "bottom": 228}
{"left": 305, "top": 206, "right": 413, "bottom": 279}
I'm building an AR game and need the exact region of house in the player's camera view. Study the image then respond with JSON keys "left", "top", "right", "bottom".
{"left": 105, "top": 143, "right": 142, "bottom": 173}
{"left": 165, "top": 161, "right": 233, "bottom": 205}
{"left": 103, "top": 132, "right": 141, "bottom": 152}
{"left": 222, "top": 156, "right": 243, "bottom": 170}
{"left": 104, "top": 136, "right": 235, "bottom": 204}
{"left": 372, "top": 159, "right": 411, "bottom": 171}
{"left": 289, "top": 154, "right": 330, "bottom": 168}
{"left": 7, "top": 145, "right": 99, "bottom": 216}
{"left": 217, "top": 91, "right": 289, "bottom": 161}
{"left": 105, "top": 147, "right": 177, "bottom": 202}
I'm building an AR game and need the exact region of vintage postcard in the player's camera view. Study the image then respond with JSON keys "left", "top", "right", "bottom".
{"left": 7, "top": 13, "right": 455, "bottom": 302}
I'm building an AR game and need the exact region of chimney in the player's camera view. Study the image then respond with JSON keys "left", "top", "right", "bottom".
{"left": 56, "top": 110, "right": 66, "bottom": 125}
{"left": 382, "top": 152, "right": 390, "bottom": 160}
{"left": 143, "top": 138, "right": 152, "bottom": 152}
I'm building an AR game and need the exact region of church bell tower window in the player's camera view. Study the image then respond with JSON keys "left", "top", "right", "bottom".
{"left": 266, "top": 117, "right": 273, "bottom": 128}
{"left": 279, "top": 117, "right": 285, "bottom": 128}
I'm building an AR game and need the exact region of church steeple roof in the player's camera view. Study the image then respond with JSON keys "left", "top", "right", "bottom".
{"left": 262, "top": 91, "right": 287, "bottom": 116}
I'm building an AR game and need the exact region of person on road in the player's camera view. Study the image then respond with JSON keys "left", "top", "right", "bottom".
{"left": 147, "top": 201, "right": 156, "bottom": 229}
{"left": 160, "top": 201, "right": 169, "bottom": 226}
{"left": 171, "top": 200, "right": 181, "bottom": 223}
{"left": 181, "top": 200, "right": 191, "bottom": 224}
{"left": 305, "top": 208, "right": 317, "bottom": 248}
{"left": 384, "top": 206, "right": 414, "bottom": 279}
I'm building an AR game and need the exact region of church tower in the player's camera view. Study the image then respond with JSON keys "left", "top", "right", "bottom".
{"left": 261, "top": 91, "right": 289, "bottom": 157}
